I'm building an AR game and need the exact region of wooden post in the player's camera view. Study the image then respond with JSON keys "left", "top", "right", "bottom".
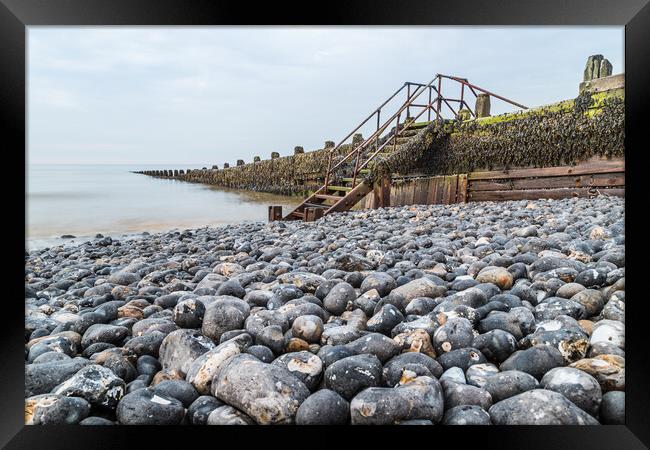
{"left": 268, "top": 205, "right": 282, "bottom": 222}
{"left": 372, "top": 175, "right": 389, "bottom": 208}
{"left": 457, "top": 174, "right": 468, "bottom": 203}
{"left": 305, "top": 207, "right": 324, "bottom": 222}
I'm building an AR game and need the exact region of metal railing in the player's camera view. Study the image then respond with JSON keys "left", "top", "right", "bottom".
{"left": 321, "top": 74, "right": 528, "bottom": 192}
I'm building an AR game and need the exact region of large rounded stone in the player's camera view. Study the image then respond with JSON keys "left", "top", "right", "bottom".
{"left": 211, "top": 353, "right": 310, "bottom": 424}
{"left": 116, "top": 388, "right": 185, "bottom": 425}
{"left": 25, "top": 394, "right": 91, "bottom": 425}
{"left": 52, "top": 364, "right": 126, "bottom": 408}
{"left": 158, "top": 329, "right": 216, "bottom": 376}
{"left": 350, "top": 376, "right": 444, "bottom": 425}
{"left": 324, "top": 353, "right": 382, "bottom": 400}
{"left": 488, "top": 389, "right": 599, "bottom": 425}
{"left": 540, "top": 367, "right": 602, "bottom": 416}
{"left": 295, "top": 389, "right": 349, "bottom": 425}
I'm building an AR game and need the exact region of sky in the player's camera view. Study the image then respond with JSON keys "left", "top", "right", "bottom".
{"left": 28, "top": 27, "right": 624, "bottom": 166}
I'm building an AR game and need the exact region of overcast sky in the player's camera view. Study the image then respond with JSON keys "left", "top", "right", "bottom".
{"left": 28, "top": 27, "right": 624, "bottom": 166}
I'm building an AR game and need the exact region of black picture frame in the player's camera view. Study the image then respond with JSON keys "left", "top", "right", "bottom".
{"left": 3, "top": 0, "right": 648, "bottom": 448}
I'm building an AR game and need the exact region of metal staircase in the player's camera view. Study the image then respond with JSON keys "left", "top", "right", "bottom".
{"left": 283, "top": 74, "right": 527, "bottom": 221}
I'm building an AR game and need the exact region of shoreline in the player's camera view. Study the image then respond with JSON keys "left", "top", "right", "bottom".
{"left": 25, "top": 196, "right": 625, "bottom": 425}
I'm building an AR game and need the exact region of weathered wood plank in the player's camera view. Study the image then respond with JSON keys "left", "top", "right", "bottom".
{"left": 449, "top": 175, "right": 458, "bottom": 205}
{"left": 457, "top": 173, "right": 468, "bottom": 203}
{"left": 467, "top": 157, "right": 625, "bottom": 181}
{"left": 426, "top": 177, "right": 436, "bottom": 205}
{"left": 405, "top": 182, "right": 416, "bottom": 205}
{"left": 468, "top": 187, "right": 625, "bottom": 202}
{"left": 469, "top": 172, "right": 625, "bottom": 191}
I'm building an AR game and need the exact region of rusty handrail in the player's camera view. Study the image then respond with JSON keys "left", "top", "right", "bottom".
{"left": 284, "top": 73, "right": 528, "bottom": 220}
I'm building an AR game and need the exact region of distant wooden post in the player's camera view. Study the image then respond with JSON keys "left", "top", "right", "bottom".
{"left": 173, "top": 170, "right": 179, "bottom": 176}
{"left": 237, "top": 159, "right": 245, "bottom": 166}
{"left": 253, "top": 156, "right": 261, "bottom": 162}
{"left": 475, "top": 93, "right": 491, "bottom": 118}
{"left": 294, "top": 146, "right": 304, "bottom": 154}
{"left": 271, "top": 152, "right": 280, "bottom": 159}
{"left": 223, "top": 163, "right": 229, "bottom": 169}
{"left": 268, "top": 205, "right": 283, "bottom": 222}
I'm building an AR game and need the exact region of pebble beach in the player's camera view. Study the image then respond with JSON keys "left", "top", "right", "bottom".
{"left": 24, "top": 196, "right": 625, "bottom": 425}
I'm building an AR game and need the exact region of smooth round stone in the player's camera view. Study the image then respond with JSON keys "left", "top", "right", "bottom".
{"left": 588, "top": 341, "right": 625, "bottom": 358}
{"left": 432, "top": 317, "right": 475, "bottom": 354}
{"left": 574, "top": 269, "right": 606, "bottom": 288}
{"left": 187, "top": 395, "right": 224, "bottom": 425}
{"left": 158, "top": 329, "right": 216, "bottom": 376}
{"left": 32, "top": 351, "right": 71, "bottom": 364}
{"left": 360, "top": 272, "right": 396, "bottom": 297}
{"left": 172, "top": 299, "right": 205, "bottom": 329}
{"left": 314, "top": 279, "right": 342, "bottom": 301}
{"left": 295, "top": 389, "right": 350, "bottom": 425}
{"left": 271, "top": 351, "right": 323, "bottom": 391}
{"left": 478, "top": 311, "right": 525, "bottom": 340}
{"left": 81, "top": 324, "right": 129, "bottom": 348}
{"left": 136, "top": 354, "right": 161, "bottom": 376}
{"left": 442, "top": 405, "right": 492, "bottom": 425}
{"left": 439, "top": 367, "right": 466, "bottom": 384}
{"left": 472, "top": 329, "right": 518, "bottom": 363}
{"left": 382, "top": 352, "right": 443, "bottom": 387}
{"left": 316, "top": 345, "right": 356, "bottom": 367}
{"left": 569, "top": 355, "right": 625, "bottom": 392}
{"left": 436, "top": 347, "right": 487, "bottom": 371}
{"left": 349, "top": 376, "right": 444, "bottom": 425}
{"left": 441, "top": 379, "right": 492, "bottom": 411}
{"left": 291, "top": 315, "right": 323, "bottom": 343}
{"left": 556, "top": 282, "right": 586, "bottom": 299}
{"left": 366, "top": 304, "right": 404, "bottom": 335}
{"left": 475, "top": 266, "right": 513, "bottom": 290}
{"left": 245, "top": 344, "right": 275, "bottom": 363}
{"left": 25, "top": 357, "right": 91, "bottom": 397}
{"left": 404, "top": 297, "right": 438, "bottom": 315}
{"left": 108, "top": 271, "right": 140, "bottom": 286}
{"left": 600, "top": 391, "right": 625, "bottom": 424}
{"left": 534, "top": 298, "right": 585, "bottom": 321}
{"left": 25, "top": 394, "right": 91, "bottom": 425}
{"left": 116, "top": 388, "right": 185, "bottom": 425}
{"left": 500, "top": 345, "right": 565, "bottom": 380}
{"left": 51, "top": 364, "right": 126, "bottom": 408}
{"left": 323, "top": 282, "right": 356, "bottom": 315}
{"left": 256, "top": 325, "right": 285, "bottom": 355}
{"left": 207, "top": 405, "right": 255, "bottom": 425}
{"left": 201, "top": 301, "right": 247, "bottom": 342}
{"left": 541, "top": 367, "right": 602, "bottom": 416}
{"left": 570, "top": 289, "right": 605, "bottom": 318}
{"left": 483, "top": 370, "right": 540, "bottom": 403}
{"left": 216, "top": 280, "right": 246, "bottom": 298}
{"left": 123, "top": 330, "right": 166, "bottom": 358}
{"left": 489, "top": 389, "right": 599, "bottom": 425}
{"left": 324, "top": 354, "right": 382, "bottom": 400}
{"left": 343, "top": 333, "right": 401, "bottom": 363}
{"left": 466, "top": 363, "right": 499, "bottom": 388}
{"left": 151, "top": 379, "right": 199, "bottom": 407}
{"left": 210, "top": 353, "right": 310, "bottom": 425}
{"left": 590, "top": 319, "right": 624, "bottom": 349}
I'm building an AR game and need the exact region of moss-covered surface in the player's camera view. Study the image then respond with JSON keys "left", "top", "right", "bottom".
{"left": 151, "top": 88, "right": 624, "bottom": 194}
{"left": 368, "top": 88, "right": 624, "bottom": 180}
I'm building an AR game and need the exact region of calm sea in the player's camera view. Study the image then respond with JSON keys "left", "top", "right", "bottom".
{"left": 26, "top": 164, "right": 300, "bottom": 250}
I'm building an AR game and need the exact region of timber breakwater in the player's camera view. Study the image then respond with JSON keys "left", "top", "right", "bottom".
{"left": 135, "top": 70, "right": 624, "bottom": 214}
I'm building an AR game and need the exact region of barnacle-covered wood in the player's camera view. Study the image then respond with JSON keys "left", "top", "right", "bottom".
{"left": 144, "top": 90, "right": 623, "bottom": 196}
{"left": 369, "top": 91, "right": 624, "bottom": 181}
